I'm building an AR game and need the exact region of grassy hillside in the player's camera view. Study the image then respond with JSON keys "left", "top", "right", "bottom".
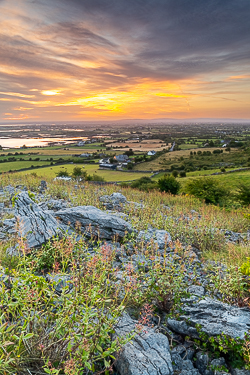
{"left": 1, "top": 171, "right": 250, "bottom": 267}
{"left": 0, "top": 172, "right": 249, "bottom": 373}
{"left": 181, "top": 170, "right": 250, "bottom": 192}
{"left": 152, "top": 169, "right": 250, "bottom": 192}
{"left": 133, "top": 148, "right": 244, "bottom": 172}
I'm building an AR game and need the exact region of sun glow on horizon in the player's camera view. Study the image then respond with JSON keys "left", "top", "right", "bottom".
{"left": 41, "top": 90, "right": 61, "bottom": 96}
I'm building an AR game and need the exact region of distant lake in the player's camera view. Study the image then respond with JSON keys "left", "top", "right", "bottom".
{"left": 0, "top": 137, "right": 88, "bottom": 148}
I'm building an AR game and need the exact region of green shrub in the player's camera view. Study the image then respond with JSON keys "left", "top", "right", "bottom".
{"left": 236, "top": 183, "right": 250, "bottom": 206}
{"left": 179, "top": 171, "right": 186, "bottom": 178}
{"left": 131, "top": 176, "right": 157, "bottom": 191}
{"left": 56, "top": 170, "right": 69, "bottom": 177}
{"left": 158, "top": 174, "right": 180, "bottom": 195}
{"left": 90, "top": 174, "right": 106, "bottom": 182}
{"left": 185, "top": 177, "right": 228, "bottom": 205}
{"left": 172, "top": 170, "right": 178, "bottom": 178}
{"left": 127, "top": 162, "right": 133, "bottom": 170}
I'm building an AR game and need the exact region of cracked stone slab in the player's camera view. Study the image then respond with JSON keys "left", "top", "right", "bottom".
{"left": 55, "top": 205, "right": 132, "bottom": 240}
{"left": 114, "top": 313, "right": 173, "bottom": 375}
{"left": 167, "top": 297, "right": 250, "bottom": 340}
{"left": 14, "top": 192, "right": 61, "bottom": 249}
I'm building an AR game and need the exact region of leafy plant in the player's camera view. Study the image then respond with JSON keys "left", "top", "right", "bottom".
{"left": 194, "top": 325, "right": 249, "bottom": 369}
{"left": 0, "top": 243, "right": 135, "bottom": 374}
{"left": 131, "top": 176, "right": 157, "bottom": 191}
{"left": 185, "top": 177, "right": 229, "bottom": 205}
{"left": 236, "top": 183, "right": 250, "bottom": 206}
{"left": 158, "top": 174, "right": 181, "bottom": 195}
{"left": 241, "top": 258, "right": 250, "bottom": 276}
{"left": 206, "top": 264, "right": 248, "bottom": 306}
{"left": 56, "top": 170, "right": 70, "bottom": 177}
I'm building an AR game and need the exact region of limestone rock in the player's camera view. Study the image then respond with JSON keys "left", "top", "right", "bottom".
{"left": 55, "top": 205, "right": 132, "bottom": 240}
{"left": 114, "top": 313, "right": 173, "bottom": 375}
{"left": 231, "top": 369, "right": 250, "bottom": 375}
{"left": 167, "top": 297, "right": 250, "bottom": 340}
{"left": 14, "top": 192, "right": 61, "bottom": 249}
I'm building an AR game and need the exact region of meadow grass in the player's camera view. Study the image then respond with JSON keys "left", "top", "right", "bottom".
{"left": 0, "top": 160, "right": 51, "bottom": 173}
{"left": 181, "top": 170, "right": 250, "bottom": 192}
{"left": 179, "top": 143, "right": 199, "bottom": 149}
{"left": 152, "top": 167, "right": 248, "bottom": 181}
{"left": 16, "top": 163, "right": 151, "bottom": 181}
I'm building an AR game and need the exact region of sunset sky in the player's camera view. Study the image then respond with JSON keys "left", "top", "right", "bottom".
{"left": 0, "top": 0, "right": 249, "bottom": 122}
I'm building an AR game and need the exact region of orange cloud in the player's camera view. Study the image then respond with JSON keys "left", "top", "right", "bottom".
{"left": 228, "top": 74, "right": 250, "bottom": 80}
{"left": 0, "top": 0, "right": 249, "bottom": 121}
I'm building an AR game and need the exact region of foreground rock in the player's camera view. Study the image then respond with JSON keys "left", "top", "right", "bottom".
{"left": 15, "top": 192, "right": 61, "bottom": 248}
{"left": 56, "top": 205, "right": 132, "bottom": 240}
{"left": 168, "top": 297, "right": 250, "bottom": 340}
{"left": 115, "top": 313, "right": 173, "bottom": 375}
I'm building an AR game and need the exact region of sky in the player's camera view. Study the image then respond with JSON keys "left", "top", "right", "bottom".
{"left": 0, "top": 0, "right": 250, "bottom": 122}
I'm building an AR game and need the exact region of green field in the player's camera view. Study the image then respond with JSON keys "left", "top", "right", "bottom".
{"left": 151, "top": 168, "right": 250, "bottom": 192}
{"left": 179, "top": 143, "right": 199, "bottom": 150}
{"left": 187, "top": 168, "right": 238, "bottom": 177}
{"left": 0, "top": 160, "right": 51, "bottom": 173}
{"left": 182, "top": 170, "right": 250, "bottom": 192}
{"left": 18, "top": 163, "right": 151, "bottom": 182}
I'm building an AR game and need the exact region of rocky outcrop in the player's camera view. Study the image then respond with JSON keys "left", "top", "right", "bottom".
{"left": 231, "top": 369, "right": 250, "bottom": 375}
{"left": 167, "top": 297, "right": 250, "bottom": 340}
{"left": 55, "top": 205, "right": 132, "bottom": 239}
{"left": 114, "top": 313, "right": 173, "bottom": 375}
{"left": 14, "top": 192, "right": 61, "bottom": 248}
{"left": 137, "top": 228, "right": 172, "bottom": 250}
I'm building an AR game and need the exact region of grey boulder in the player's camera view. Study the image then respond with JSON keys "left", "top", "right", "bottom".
{"left": 167, "top": 297, "right": 250, "bottom": 340}
{"left": 231, "top": 369, "right": 250, "bottom": 375}
{"left": 14, "top": 192, "right": 61, "bottom": 249}
{"left": 171, "top": 353, "right": 198, "bottom": 373}
{"left": 137, "top": 228, "right": 172, "bottom": 250}
{"left": 55, "top": 205, "right": 132, "bottom": 239}
{"left": 114, "top": 313, "right": 173, "bottom": 375}
{"left": 195, "top": 352, "right": 210, "bottom": 375}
